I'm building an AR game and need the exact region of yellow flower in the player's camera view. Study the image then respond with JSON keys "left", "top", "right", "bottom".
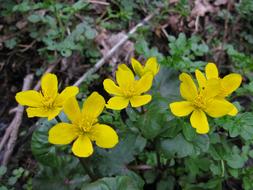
{"left": 15, "top": 73, "right": 78, "bottom": 120}
{"left": 169, "top": 73, "right": 235, "bottom": 134}
{"left": 195, "top": 63, "right": 242, "bottom": 116}
{"left": 48, "top": 92, "right": 119, "bottom": 157}
{"left": 131, "top": 57, "right": 160, "bottom": 77}
{"left": 103, "top": 64, "right": 153, "bottom": 110}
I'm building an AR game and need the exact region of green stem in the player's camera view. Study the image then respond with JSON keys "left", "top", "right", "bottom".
{"left": 79, "top": 158, "right": 98, "bottom": 181}
{"left": 221, "top": 160, "right": 225, "bottom": 177}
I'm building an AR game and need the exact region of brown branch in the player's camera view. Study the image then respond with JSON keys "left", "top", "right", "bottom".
{"left": 1, "top": 74, "right": 34, "bottom": 166}
{"left": 73, "top": 12, "right": 155, "bottom": 87}
{"left": 127, "top": 164, "right": 153, "bottom": 170}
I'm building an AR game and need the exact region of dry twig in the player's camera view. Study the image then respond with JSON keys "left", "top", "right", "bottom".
{"left": 73, "top": 12, "right": 155, "bottom": 86}
{"left": 1, "top": 74, "right": 34, "bottom": 166}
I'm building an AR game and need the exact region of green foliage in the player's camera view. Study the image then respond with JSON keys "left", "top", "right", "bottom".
{"left": 0, "top": 166, "right": 31, "bottom": 190}
{"left": 81, "top": 175, "right": 143, "bottom": 190}
{"left": 2, "top": 0, "right": 253, "bottom": 189}
{"left": 161, "top": 33, "right": 209, "bottom": 72}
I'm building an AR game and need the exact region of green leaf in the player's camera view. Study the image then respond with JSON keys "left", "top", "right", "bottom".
{"left": 159, "top": 134, "right": 194, "bottom": 158}
{"left": 81, "top": 176, "right": 142, "bottom": 190}
{"left": 156, "top": 176, "right": 175, "bottom": 190}
{"left": 159, "top": 133, "right": 209, "bottom": 158}
{"left": 226, "top": 154, "right": 245, "bottom": 169}
{"left": 31, "top": 119, "right": 61, "bottom": 167}
{"left": 137, "top": 105, "right": 168, "bottom": 139}
{"left": 0, "top": 166, "right": 7, "bottom": 176}
{"left": 28, "top": 14, "right": 42, "bottom": 23}
{"left": 91, "top": 132, "right": 146, "bottom": 176}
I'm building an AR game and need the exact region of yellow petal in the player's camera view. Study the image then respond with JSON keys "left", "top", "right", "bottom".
{"left": 48, "top": 108, "right": 63, "bottom": 120}
{"left": 72, "top": 135, "right": 93, "bottom": 157}
{"left": 54, "top": 86, "right": 79, "bottom": 106}
{"left": 26, "top": 106, "right": 61, "bottom": 120}
{"left": 202, "top": 78, "right": 221, "bottom": 99}
{"left": 136, "top": 73, "right": 153, "bottom": 94}
{"left": 26, "top": 107, "right": 62, "bottom": 120}
{"left": 205, "top": 63, "right": 219, "bottom": 79}
{"left": 26, "top": 107, "right": 48, "bottom": 118}
{"left": 195, "top": 69, "right": 207, "bottom": 89}
{"left": 106, "top": 96, "right": 129, "bottom": 110}
{"left": 116, "top": 66, "right": 134, "bottom": 87}
{"left": 131, "top": 58, "right": 144, "bottom": 77}
{"left": 63, "top": 97, "right": 81, "bottom": 123}
{"left": 15, "top": 90, "right": 43, "bottom": 107}
{"left": 169, "top": 101, "right": 194, "bottom": 117}
{"left": 48, "top": 123, "right": 78, "bottom": 145}
{"left": 205, "top": 99, "right": 234, "bottom": 118}
{"left": 227, "top": 103, "right": 238, "bottom": 116}
{"left": 103, "top": 79, "right": 122, "bottom": 95}
{"left": 90, "top": 124, "right": 118, "bottom": 148}
{"left": 221, "top": 74, "right": 242, "bottom": 97}
{"left": 130, "top": 95, "right": 152, "bottom": 107}
{"left": 118, "top": 64, "right": 132, "bottom": 72}
{"left": 145, "top": 57, "right": 159, "bottom": 76}
{"left": 41, "top": 73, "right": 58, "bottom": 99}
{"left": 82, "top": 92, "right": 105, "bottom": 118}
{"left": 190, "top": 109, "right": 209, "bottom": 134}
{"left": 179, "top": 73, "right": 197, "bottom": 101}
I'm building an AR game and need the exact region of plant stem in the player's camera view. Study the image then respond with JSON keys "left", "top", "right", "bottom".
{"left": 79, "top": 158, "right": 98, "bottom": 181}
{"left": 221, "top": 160, "right": 225, "bottom": 177}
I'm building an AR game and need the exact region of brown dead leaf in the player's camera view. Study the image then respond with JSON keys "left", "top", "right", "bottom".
{"left": 16, "top": 20, "right": 28, "bottom": 30}
{"left": 169, "top": 0, "right": 180, "bottom": 4}
{"left": 95, "top": 29, "right": 134, "bottom": 72}
{"left": 214, "top": 0, "right": 228, "bottom": 6}
{"left": 191, "top": 0, "right": 214, "bottom": 17}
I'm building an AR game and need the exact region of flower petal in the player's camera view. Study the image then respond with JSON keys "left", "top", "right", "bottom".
{"left": 145, "top": 57, "right": 159, "bottom": 76}
{"left": 106, "top": 96, "right": 129, "bottom": 110}
{"left": 54, "top": 86, "right": 79, "bottom": 106}
{"left": 118, "top": 64, "right": 132, "bottom": 72}
{"left": 90, "top": 124, "right": 118, "bottom": 148}
{"left": 63, "top": 97, "right": 81, "bottom": 124}
{"left": 179, "top": 73, "right": 197, "bottom": 101}
{"left": 190, "top": 109, "right": 209, "bottom": 134}
{"left": 136, "top": 73, "right": 153, "bottom": 94}
{"left": 205, "top": 63, "right": 219, "bottom": 79}
{"left": 48, "top": 123, "right": 78, "bottom": 145}
{"left": 72, "top": 135, "right": 93, "bottom": 157}
{"left": 131, "top": 58, "right": 144, "bottom": 77}
{"left": 205, "top": 99, "right": 234, "bottom": 118}
{"left": 130, "top": 95, "right": 152, "bottom": 107}
{"left": 116, "top": 66, "right": 134, "bottom": 87}
{"left": 202, "top": 78, "right": 221, "bottom": 99}
{"left": 227, "top": 103, "right": 238, "bottom": 116}
{"left": 169, "top": 101, "right": 194, "bottom": 117}
{"left": 103, "top": 79, "right": 122, "bottom": 96}
{"left": 15, "top": 90, "right": 43, "bottom": 107}
{"left": 195, "top": 69, "right": 207, "bottom": 89}
{"left": 82, "top": 92, "right": 105, "bottom": 118}
{"left": 221, "top": 73, "right": 242, "bottom": 97}
{"left": 26, "top": 107, "right": 62, "bottom": 120}
{"left": 41, "top": 73, "right": 58, "bottom": 99}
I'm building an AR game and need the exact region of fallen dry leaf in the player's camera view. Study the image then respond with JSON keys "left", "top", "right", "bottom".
{"left": 191, "top": 0, "right": 214, "bottom": 17}
{"left": 214, "top": 0, "right": 228, "bottom": 6}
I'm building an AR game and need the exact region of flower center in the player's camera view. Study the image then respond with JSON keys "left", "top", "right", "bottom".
{"left": 76, "top": 116, "right": 96, "bottom": 134}
{"left": 193, "top": 93, "right": 206, "bottom": 109}
{"left": 122, "top": 83, "right": 137, "bottom": 98}
{"left": 40, "top": 94, "right": 55, "bottom": 109}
